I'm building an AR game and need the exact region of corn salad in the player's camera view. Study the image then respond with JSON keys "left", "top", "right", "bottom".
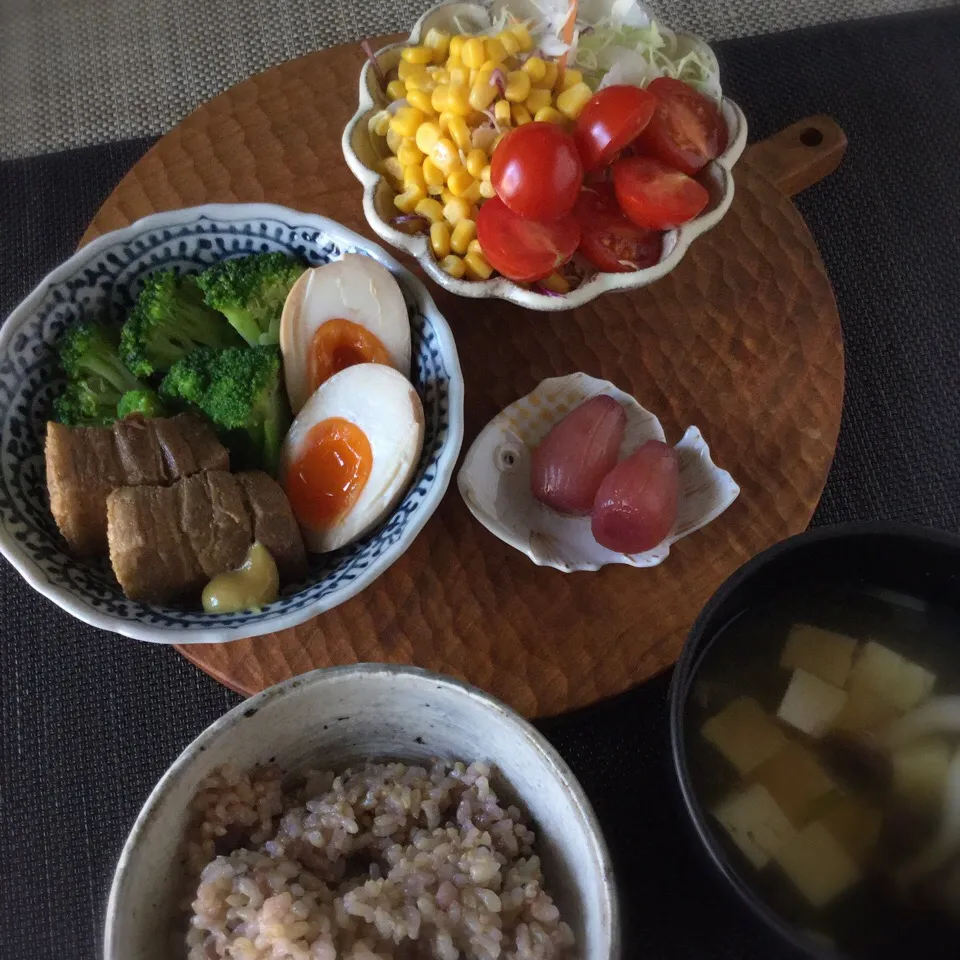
{"left": 368, "top": 23, "right": 594, "bottom": 283}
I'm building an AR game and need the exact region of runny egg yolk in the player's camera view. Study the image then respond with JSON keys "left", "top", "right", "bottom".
{"left": 285, "top": 418, "right": 373, "bottom": 530}
{"left": 309, "top": 319, "right": 391, "bottom": 392}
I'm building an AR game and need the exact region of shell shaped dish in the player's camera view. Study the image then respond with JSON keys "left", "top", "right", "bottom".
{"left": 0, "top": 204, "right": 463, "bottom": 644}
{"left": 342, "top": 0, "right": 748, "bottom": 312}
{"left": 457, "top": 373, "right": 740, "bottom": 572}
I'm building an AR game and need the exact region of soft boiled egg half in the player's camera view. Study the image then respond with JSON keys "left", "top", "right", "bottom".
{"left": 280, "top": 253, "right": 412, "bottom": 414}
{"left": 280, "top": 363, "right": 424, "bottom": 553}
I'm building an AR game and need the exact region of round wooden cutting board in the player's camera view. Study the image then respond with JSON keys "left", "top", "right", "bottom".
{"left": 80, "top": 38, "right": 847, "bottom": 717}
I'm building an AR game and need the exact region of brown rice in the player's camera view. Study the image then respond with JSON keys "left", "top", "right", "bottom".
{"left": 183, "top": 760, "right": 576, "bottom": 959}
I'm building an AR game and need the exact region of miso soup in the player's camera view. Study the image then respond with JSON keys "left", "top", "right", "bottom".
{"left": 685, "top": 582, "right": 960, "bottom": 957}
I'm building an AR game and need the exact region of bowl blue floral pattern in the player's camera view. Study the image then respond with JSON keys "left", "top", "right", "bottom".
{"left": 0, "top": 204, "right": 464, "bottom": 643}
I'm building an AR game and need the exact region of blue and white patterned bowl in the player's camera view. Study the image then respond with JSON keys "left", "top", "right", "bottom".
{"left": 0, "top": 203, "right": 464, "bottom": 644}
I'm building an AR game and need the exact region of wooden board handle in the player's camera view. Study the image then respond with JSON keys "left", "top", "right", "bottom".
{"left": 743, "top": 115, "right": 847, "bottom": 198}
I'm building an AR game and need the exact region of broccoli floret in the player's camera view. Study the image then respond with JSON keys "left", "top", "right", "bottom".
{"left": 55, "top": 321, "right": 146, "bottom": 426}
{"left": 159, "top": 346, "right": 290, "bottom": 474}
{"left": 54, "top": 380, "right": 119, "bottom": 427}
{"left": 120, "top": 271, "right": 242, "bottom": 378}
{"left": 117, "top": 388, "right": 166, "bottom": 419}
{"left": 195, "top": 253, "right": 305, "bottom": 347}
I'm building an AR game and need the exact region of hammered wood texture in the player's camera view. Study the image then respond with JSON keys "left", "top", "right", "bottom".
{"left": 79, "top": 38, "right": 844, "bottom": 717}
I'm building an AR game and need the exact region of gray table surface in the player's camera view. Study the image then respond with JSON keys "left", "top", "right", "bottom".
{"left": 0, "top": 0, "right": 951, "bottom": 161}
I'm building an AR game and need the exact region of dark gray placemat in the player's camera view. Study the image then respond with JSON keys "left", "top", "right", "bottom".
{"left": 1, "top": 8, "right": 959, "bottom": 959}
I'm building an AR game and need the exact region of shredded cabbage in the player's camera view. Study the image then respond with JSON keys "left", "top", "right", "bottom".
{"left": 494, "top": 0, "right": 721, "bottom": 101}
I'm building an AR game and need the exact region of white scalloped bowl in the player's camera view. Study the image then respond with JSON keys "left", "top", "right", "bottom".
{"left": 343, "top": 0, "right": 748, "bottom": 312}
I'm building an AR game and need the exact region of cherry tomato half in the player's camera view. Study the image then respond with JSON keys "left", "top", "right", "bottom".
{"left": 612, "top": 156, "right": 709, "bottom": 230}
{"left": 633, "top": 77, "right": 726, "bottom": 176}
{"left": 491, "top": 123, "right": 583, "bottom": 220}
{"left": 476, "top": 196, "right": 580, "bottom": 282}
{"left": 573, "top": 185, "right": 661, "bottom": 273}
{"left": 573, "top": 85, "right": 657, "bottom": 172}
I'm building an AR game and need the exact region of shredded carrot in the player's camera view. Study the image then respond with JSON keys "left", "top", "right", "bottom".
{"left": 558, "top": 0, "right": 579, "bottom": 74}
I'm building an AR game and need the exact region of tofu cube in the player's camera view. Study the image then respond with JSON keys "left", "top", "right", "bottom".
{"left": 713, "top": 783, "right": 797, "bottom": 869}
{"left": 754, "top": 740, "right": 837, "bottom": 826}
{"left": 775, "top": 821, "right": 861, "bottom": 908}
{"left": 821, "top": 795, "right": 882, "bottom": 862}
{"left": 831, "top": 685, "right": 901, "bottom": 735}
{"left": 702, "top": 697, "right": 788, "bottom": 774}
{"left": 891, "top": 737, "right": 952, "bottom": 813}
{"left": 778, "top": 669, "right": 848, "bottom": 738}
{"left": 781, "top": 624, "right": 858, "bottom": 688}
{"left": 847, "top": 640, "right": 935, "bottom": 712}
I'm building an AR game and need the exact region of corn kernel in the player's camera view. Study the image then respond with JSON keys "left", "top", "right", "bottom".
{"left": 416, "top": 122, "right": 442, "bottom": 155}
{"left": 389, "top": 106, "right": 425, "bottom": 138}
{"left": 511, "top": 23, "right": 533, "bottom": 51}
{"left": 386, "top": 126, "right": 404, "bottom": 154}
{"left": 522, "top": 56, "right": 547, "bottom": 82}
{"left": 461, "top": 179, "right": 482, "bottom": 204}
{"left": 451, "top": 218, "right": 477, "bottom": 255}
{"left": 479, "top": 179, "right": 497, "bottom": 198}
{"left": 433, "top": 67, "right": 450, "bottom": 84}
{"left": 403, "top": 72, "right": 435, "bottom": 93}
{"left": 380, "top": 156, "right": 404, "bottom": 184}
{"left": 437, "top": 110, "right": 454, "bottom": 134}
{"left": 511, "top": 103, "right": 532, "bottom": 126}
{"left": 558, "top": 68, "right": 584, "bottom": 92}
{"left": 462, "top": 37, "right": 486, "bottom": 69}
{"left": 415, "top": 197, "right": 445, "bottom": 223}
{"left": 431, "top": 138, "right": 461, "bottom": 175}
{"left": 494, "top": 99, "right": 512, "bottom": 125}
{"left": 397, "top": 60, "right": 426, "bottom": 81}
{"left": 465, "top": 148, "right": 486, "bottom": 179}
{"left": 402, "top": 45, "right": 433, "bottom": 64}
{"left": 557, "top": 81, "right": 593, "bottom": 119}
{"left": 469, "top": 74, "right": 498, "bottom": 111}
{"left": 386, "top": 79, "right": 407, "bottom": 101}
{"left": 503, "top": 70, "right": 531, "bottom": 103}
{"left": 447, "top": 115, "right": 472, "bottom": 151}
{"left": 430, "top": 221, "right": 451, "bottom": 257}
{"left": 448, "top": 35, "right": 464, "bottom": 60}
{"left": 441, "top": 189, "right": 456, "bottom": 205}
{"left": 464, "top": 249, "right": 493, "bottom": 280}
{"left": 406, "top": 89, "right": 434, "bottom": 115}
{"left": 534, "top": 106, "right": 564, "bottom": 124}
{"left": 403, "top": 163, "right": 427, "bottom": 193}
{"left": 485, "top": 36, "right": 507, "bottom": 63}
{"left": 443, "top": 197, "right": 471, "bottom": 225}
{"left": 447, "top": 64, "right": 470, "bottom": 87}
{"left": 427, "top": 184, "right": 444, "bottom": 196}
{"left": 446, "top": 82, "right": 471, "bottom": 115}
{"left": 447, "top": 169, "right": 475, "bottom": 196}
{"left": 394, "top": 184, "right": 426, "bottom": 213}
{"left": 467, "top": 238, "right": 484, "bottom": 256}
{"left": 480, "top": 163, "right": 492, "bottom": 181}
{"left": 424, "top": 28, "right": 450, "bottom": 60}
{"left": 497, "top": 30, "right": 520, "bottom": 56}
{"left": 525, "top": 88, "right": 552, "bottom": 114}
{"left": 491, "top": 132, "right": 505, "bottom": 152}
{"left": 397, "top": 139, "right": 425, "bottom": 167}
{"left": 369, "top": 110, "right": 391, "bottom": 137}
{"left": 540, "top": 272, "right": 570, "bottom": 294}
{"left": 468, "top": 68, "right": 478, "bottom": 86}
{"left": 439, "top": 254, "right": 466, "bottom": 279}
{"left": 430, "top": 85, "right": 449, "bottom": 113}
{"left": 536, "top": 61, "right": 559, "bottom": 89}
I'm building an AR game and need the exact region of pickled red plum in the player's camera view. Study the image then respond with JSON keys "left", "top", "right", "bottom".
{"left": 530, "top": 396, "right": 626, "bottom": 515}
{"left": 590, "top": 440, "right": 679, "bottom": 553}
